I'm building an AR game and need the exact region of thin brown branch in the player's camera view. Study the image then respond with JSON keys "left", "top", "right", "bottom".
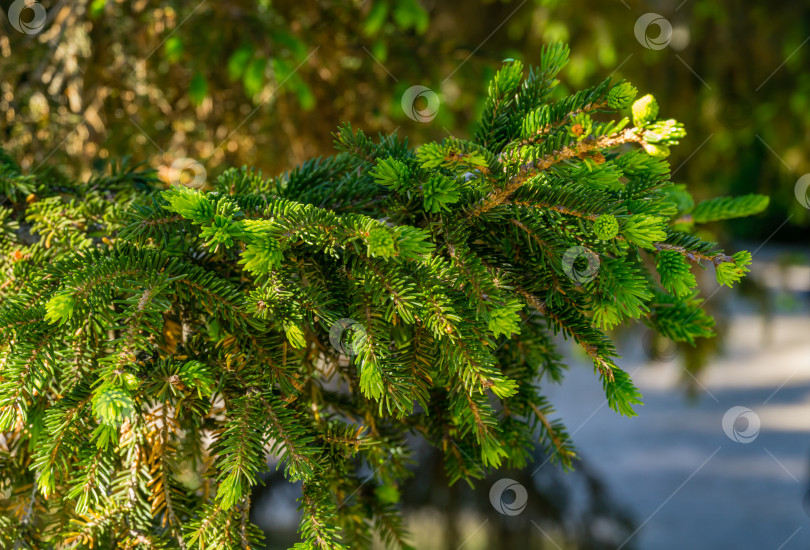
{"left": 468, "top": 128, "right": 645, "bottom": 219}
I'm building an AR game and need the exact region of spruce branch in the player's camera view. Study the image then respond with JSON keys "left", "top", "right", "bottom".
{"left": 0, "top": 45, "right": 768, "bottom": 550}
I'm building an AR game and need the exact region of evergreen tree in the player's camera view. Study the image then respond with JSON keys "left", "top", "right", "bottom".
{"left": 0, "top": 44, "right": 767, "bottom": 549}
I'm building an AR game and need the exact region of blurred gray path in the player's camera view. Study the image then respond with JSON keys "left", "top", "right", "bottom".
{"left": 546, "top": 302, "right": 810, "bottom": 550}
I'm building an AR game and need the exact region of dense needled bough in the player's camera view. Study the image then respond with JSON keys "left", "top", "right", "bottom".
{"left": 0, "top": 44, "right": 767, "bottom": 549}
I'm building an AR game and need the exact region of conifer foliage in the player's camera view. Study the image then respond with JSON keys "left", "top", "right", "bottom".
{"left": 0, "top": 44, "right": 766, "bottom": 549}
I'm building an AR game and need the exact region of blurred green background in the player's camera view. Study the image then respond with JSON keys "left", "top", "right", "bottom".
{"left": 2, "top": 1, "right": 809, "bottom": 549}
